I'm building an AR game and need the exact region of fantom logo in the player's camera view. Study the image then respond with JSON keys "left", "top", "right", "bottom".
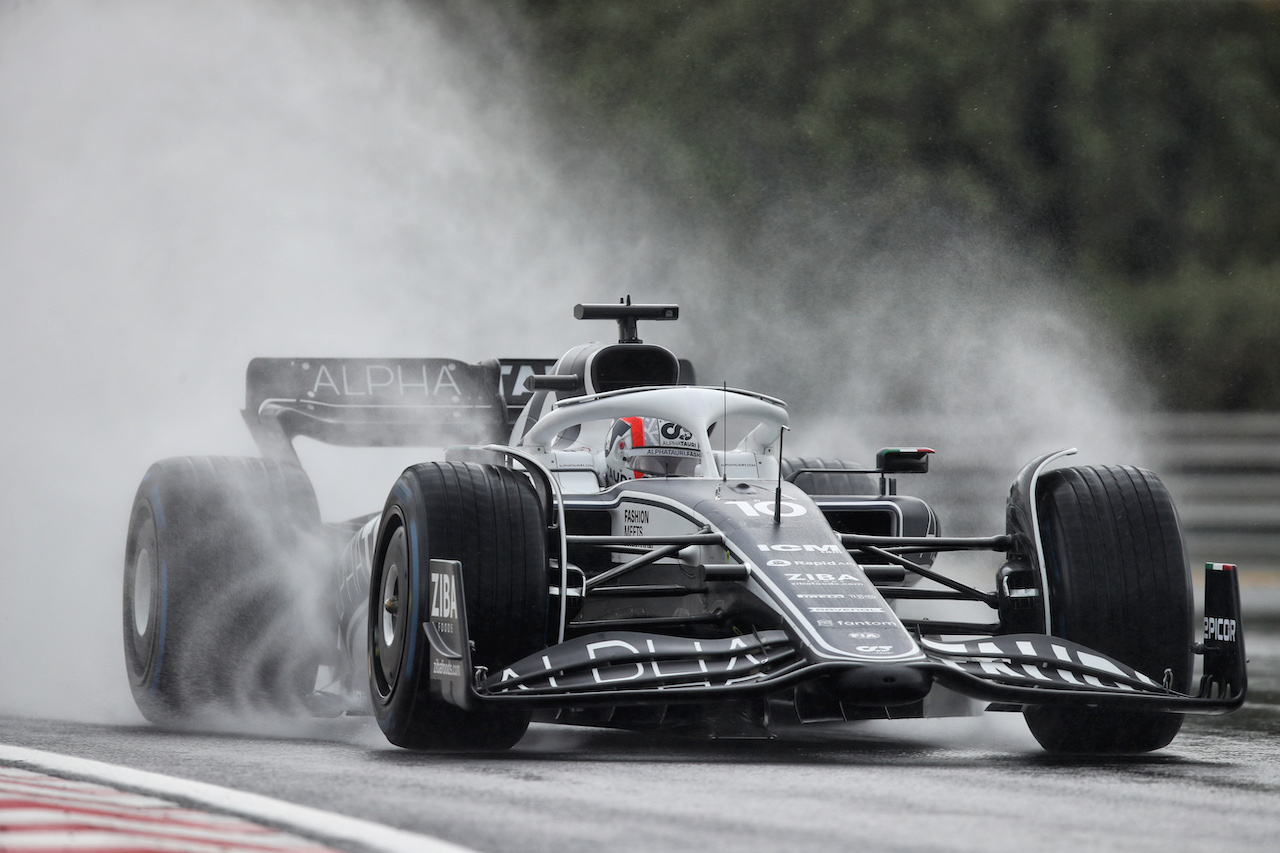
{"left": 431, "top": 571, "right": 458, "bottom": 619}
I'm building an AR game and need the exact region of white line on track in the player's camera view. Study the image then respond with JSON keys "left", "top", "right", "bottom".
{"left": 0, "top": 744, "right": 476, "bottom": 853}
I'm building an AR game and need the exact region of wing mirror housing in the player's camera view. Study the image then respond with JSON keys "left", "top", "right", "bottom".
{"left": 875, "top": 447, "right": 934, "bottom": 495}
{"left": 876, "top": 447, "right": 935, "bottom": 474}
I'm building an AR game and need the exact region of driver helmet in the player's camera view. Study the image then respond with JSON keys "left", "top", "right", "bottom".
{"left": 604, "top": 417, "right": 701, "bottom": 483}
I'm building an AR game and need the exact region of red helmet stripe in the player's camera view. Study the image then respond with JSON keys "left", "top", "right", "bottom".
{"left": 619, "top": 417, "right": 646, "bottom": 478}
{"left": 623, "top": 416, "right": 645, "bottom": 448}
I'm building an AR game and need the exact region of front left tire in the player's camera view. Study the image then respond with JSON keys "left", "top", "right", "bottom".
{"left": 369, "top": 462, "right": 547, "bottom": 751}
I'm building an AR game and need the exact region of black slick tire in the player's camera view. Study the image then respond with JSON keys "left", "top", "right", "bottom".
{"left": 369, "top": 462, "right": 546, "bottom": 751}
{"left": 1023, "top": 465, "right": 1193, "bottom": 754}
{"left": 122, "top": 457, "right": 330, "bottom": 724}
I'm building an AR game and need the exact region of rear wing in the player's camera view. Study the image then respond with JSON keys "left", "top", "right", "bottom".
{"left": 242, "top": 357, "right": 555, "bottom": 461}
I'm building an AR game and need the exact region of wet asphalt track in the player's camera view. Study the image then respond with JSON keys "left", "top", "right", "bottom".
{"left": 3, "top": 622, "right": 1279, "bottom": 853}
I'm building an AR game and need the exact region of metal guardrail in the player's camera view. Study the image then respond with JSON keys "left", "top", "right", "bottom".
{"left": 1145, "top": 413, "right": 1280, "bottom": 568}
{"left": 838, "top": 413, "right": 1280, "bottom": 571}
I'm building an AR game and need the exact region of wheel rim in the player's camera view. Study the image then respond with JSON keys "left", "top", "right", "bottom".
{"left": 124, "top": 505, "right": 160, "bottom": 678}
{"left": 133, "top": 546, "right": 154, "bottom": 637}
{"left": 374, "top": 525, "right": 407, "bottom": 698}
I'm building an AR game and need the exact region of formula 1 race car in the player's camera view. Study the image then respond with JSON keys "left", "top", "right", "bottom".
{"left": 122, "top": 301, "right": 1247, "bottom": 754}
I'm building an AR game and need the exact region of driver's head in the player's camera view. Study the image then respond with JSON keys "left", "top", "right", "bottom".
{"left": 604, "top": 417, "right": 701, "bottom": 483}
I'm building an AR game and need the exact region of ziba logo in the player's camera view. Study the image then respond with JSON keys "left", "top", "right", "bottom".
{"left": 431, "top": 572, "right": 458, "bottom": 619}
{"left": 785, "top": 572, "right": 861, "bottom": 583}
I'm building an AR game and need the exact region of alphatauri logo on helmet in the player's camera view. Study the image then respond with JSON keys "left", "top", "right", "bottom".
{"left": 660, "top": 421, "right": 693, "bottom": 442}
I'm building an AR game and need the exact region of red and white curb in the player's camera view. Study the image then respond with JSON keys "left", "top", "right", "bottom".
{"left": 0, "top": 745, "right": 473, "bottom": 853}
{"left": 0, "top": 764, "right": 337, "bottom": 852}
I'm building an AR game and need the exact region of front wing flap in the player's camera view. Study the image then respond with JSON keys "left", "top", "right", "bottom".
{"left": 921, "top": 634, "right": 1167, "bottom": 693}
{"left": 479, "top": 630, "right": 801, "bottom": 697}
{"left": 919, "top": 561, "right": 1246, "bottom": 713}
{"left": 918, "top": 633, "right": 1241, "bottom": 711}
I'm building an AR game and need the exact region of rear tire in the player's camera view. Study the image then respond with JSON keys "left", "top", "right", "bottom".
{"left": 123, "top": 457, "right": 331, "bottom": 724}
{"left": 369, "top": 462, "right": 546, "bottom": 751}
{"left": 782, "top": 457, "right": 877, "bottom": 496}
{"left": 1023, "top": 465, "right": 1193, "bottom": 753}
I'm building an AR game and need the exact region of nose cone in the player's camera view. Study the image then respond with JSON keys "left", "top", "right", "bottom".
{"left": 832, "top": 664, "right": 933, "bottom": 706}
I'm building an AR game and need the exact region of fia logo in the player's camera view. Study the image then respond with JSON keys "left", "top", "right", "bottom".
{"left": 431, "top": 571, "right": 458, "bottom": 619}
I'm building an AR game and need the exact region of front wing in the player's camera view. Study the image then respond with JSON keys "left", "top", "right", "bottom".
{"left": 425, "top": 560, "right": 1246, "bottom": 715}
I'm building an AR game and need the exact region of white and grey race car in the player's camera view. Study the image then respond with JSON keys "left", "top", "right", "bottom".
{"left": 122, "top": 301, "right": 1246, "bottom": 753}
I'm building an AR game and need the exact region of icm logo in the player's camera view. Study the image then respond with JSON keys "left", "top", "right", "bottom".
{"left": 757, "top": 544, "right": 841, "bottom": 553}
{"left": 431, "top": 571, "right": 458, "bottom": 619}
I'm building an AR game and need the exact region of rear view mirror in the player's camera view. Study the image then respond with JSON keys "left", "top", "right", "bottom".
{"left": 876, "top": 447, "right": 935, "bottom": 474}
